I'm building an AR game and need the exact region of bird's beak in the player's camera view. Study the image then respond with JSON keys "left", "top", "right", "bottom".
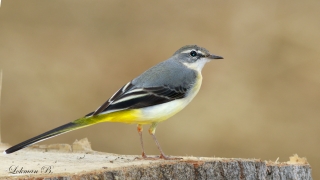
{"left": 208, "top": 54, "right": 223, "bottom": 60}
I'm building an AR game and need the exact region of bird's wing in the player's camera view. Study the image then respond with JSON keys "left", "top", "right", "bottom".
{"left": 86, "top": 81, "right": 188, "bottom": 117}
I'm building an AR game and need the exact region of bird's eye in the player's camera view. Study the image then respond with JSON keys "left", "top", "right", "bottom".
{"left": 190, "top": 51, "right": 197, "bottom": 57}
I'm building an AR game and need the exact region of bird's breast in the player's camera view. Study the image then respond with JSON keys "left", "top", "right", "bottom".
{"left": 138, "top": 73, "right": 203, "bottom": 124}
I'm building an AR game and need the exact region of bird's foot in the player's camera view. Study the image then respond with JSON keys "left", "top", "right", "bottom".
{"left": 135, "top": 156, "right": 160, "bottom": 160}
{"left": 134, "top": 152, "right": 160, "bottom": 160}
{"left": 134, "top": 152, "right": 182, "bottom": 160}
{"left": 159, "top": 153, "right": 183, "bottom": 160}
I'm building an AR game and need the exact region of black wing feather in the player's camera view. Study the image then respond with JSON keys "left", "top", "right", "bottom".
{"left": 90, "top": 82, "right": 134, "bottom": 116}
{"left": 86, "top": 82, "right": 188, "bottom": 117}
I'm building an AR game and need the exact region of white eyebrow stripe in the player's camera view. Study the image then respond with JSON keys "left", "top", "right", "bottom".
{"left": 180, "top": 49, "right": 193, "bottom": 54}
{"left": 180, "top": 49, "right": 204, "bottom": 55}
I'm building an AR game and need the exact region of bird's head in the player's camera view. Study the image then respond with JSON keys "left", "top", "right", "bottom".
{"left": 173, "top": 45, "right": 223, "bottom": 71}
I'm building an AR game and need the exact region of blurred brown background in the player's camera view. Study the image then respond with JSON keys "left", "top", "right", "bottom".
{"left": 1, "top": 0, "right": 319, "bottom": 178}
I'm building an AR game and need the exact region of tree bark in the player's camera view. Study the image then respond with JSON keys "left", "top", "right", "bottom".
{"left": 0, "top": 139, "right": 312, "bottom": 180}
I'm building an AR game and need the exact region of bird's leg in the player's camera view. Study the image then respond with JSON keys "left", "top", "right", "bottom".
{"left": 148, "top": 123, "right": 171, "bottom": 159}
{"left": 137, "top": 124, "right": 147, "bottom": 158}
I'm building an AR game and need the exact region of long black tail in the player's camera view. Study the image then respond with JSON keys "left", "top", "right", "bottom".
{"left": 4, "top": 122, "right": 84, "bottom": 154}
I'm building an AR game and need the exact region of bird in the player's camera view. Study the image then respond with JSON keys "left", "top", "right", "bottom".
{"left": 4, "top": 45, "right": 223, "bottom": 159}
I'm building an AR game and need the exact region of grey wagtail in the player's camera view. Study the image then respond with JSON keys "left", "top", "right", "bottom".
{"left": 4, "top": 45, "right": 223, "bottom": 159}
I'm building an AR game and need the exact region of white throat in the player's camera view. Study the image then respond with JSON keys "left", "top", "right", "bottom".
{"left": 182, "top": 59, "right": 210, "bottom": 72}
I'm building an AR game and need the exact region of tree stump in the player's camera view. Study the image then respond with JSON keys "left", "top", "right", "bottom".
{"left": 0, "top": 138, "right": 312, "bottom": 180}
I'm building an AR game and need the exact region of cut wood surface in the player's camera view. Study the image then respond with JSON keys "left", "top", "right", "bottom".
{"left": 0, "top": 138, "right": 312, "bottom": 180}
